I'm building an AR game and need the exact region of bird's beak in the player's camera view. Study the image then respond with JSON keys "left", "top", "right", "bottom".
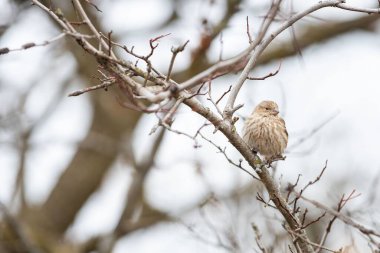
{"left": 273, "top": 109, "right": 279, "bottom": 115}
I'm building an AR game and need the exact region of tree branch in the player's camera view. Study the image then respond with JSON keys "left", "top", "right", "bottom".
{"left": 223, "top": 0, "right": 345, "bottom": 121}
{"left": 182, "top": 95, "right": 314, "bottom": 252}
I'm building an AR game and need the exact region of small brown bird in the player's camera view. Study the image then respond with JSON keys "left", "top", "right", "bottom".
{"left": 242, "top": 100, "right": 288, "bottom": 162}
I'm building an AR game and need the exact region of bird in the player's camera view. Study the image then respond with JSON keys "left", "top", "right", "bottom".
{"left": 242, "top": 100, "right": 288, "bottom": 162}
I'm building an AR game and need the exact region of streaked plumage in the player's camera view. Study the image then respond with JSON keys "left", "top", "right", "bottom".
{"left": 242, "top": 100, "right": 288, "bottom": 161}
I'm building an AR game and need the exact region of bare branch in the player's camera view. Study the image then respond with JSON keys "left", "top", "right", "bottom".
{"left": 286, "top": 228, "right": 339, "bottom": 253}
{"left": 246, "top": 16, "right": 253, "bottom": 44}
{"left": 216, "top": 85, "right": 232, "bottom": 105}
{"left": 288, "top": 111, "right": 340, "bottom": 151}
{"left": 286, "top": 174, "right": 301, "bottom": 202}
{"left": 181, "top": 220, "right": 233, "bottom": 252}
{"left": 252, "top": 223, "right": 268, "bottom": 253}
{"left": 0, "top": 202, "right": 42, "bottom": 253}
{"left": 0, "top": 33, "right": 66, "bottom": 55}
{"left": 198, "top": 132, "right": 260, "bottom": 181}
{"left": 166, "top": 40, "right": 190, "bottom": 81}
{"left": 223, "top": 0, "right": 345, "bottom": 121}
{"left": 301, "top": 160, "right": 328, "bottom": 193}
{"left": 290, "top": 161, "right": 328, "bottom": 214}
{"left": 336, "top": 4, "right": 380, "bottom": 14}
{"left": 300, "top": 212, "right": 326, "bottom": 230}
{"left": 71, "top": 0, "right": 110, "bottom": 52}
{"left": 298, "top": 194, "right": 380, "bottom": 238}
{"left": 84, "top": 0, "right": 102, "bottom": 12}
{"left": 247, "top": 61, "right": 282, "bottom": 80}
{"left": 182, "top": 95, "right": 314, "bottom": 252}
{"left": 161, "top": 97, "right": 185, "bottom": 125}
{"left": 68, "top": 78, "right": 115, "bottom": 96}
{"left": 256, "top": 192, "right": 277, "bottom": 209}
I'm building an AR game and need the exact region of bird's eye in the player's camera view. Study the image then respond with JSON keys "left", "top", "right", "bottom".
{"left": 266, "top": 107, "right": 270, "bottom": 110}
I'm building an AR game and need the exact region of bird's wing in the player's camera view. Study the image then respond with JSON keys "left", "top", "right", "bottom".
{"left": 279, "top": 118, "right": 288, "bottom": 138}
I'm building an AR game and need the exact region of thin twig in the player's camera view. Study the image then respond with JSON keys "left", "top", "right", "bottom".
{"left": 299, "top": 212, "right": 326, "bottom": 229}
{"left": 286, "top": 228, "right": 339, "bottom": 253}
{"left": 316, "top": 190, "right": 372, "bottom": 252}
{"left": 198, "top": 132, "right": 260, "bottom": 181}
{"left": 247, "top": 61, "right": 282, "bottom": 80}
{"left": 252, "top": 223, "right": 268, "bottom": 253}
{"left": 298, "top": 194, "right": 380, "bottom": 238}
{"left": 336, "top": 3, "right": 380, "bottom": 14}
{"left": 72, "top": 0, "right": 111, "bottom": 53}
{"left": 256, "top": 192, "right": 277, "bottom": 209}
{"left": 84, "top": 0, "right": 102, "bottom": 12}
{"left": 0, "top": 33, "right": 66, "bottom": 55}
{"left": 68, "top": 79, "right": 115, "bottom": 96}
{"left": 166, "top": 40, "right": 190, "bottom": 81}
{"left": 216, "top": 85, "right": 232, "bottom": 105}
{"left": 288, "top": 111, "right": 340, "bottom": 150}
{"left": 161, "top": 97, "right": 185, "bottom": 125}
{"left": 286, "top": 174, "right": 301, "bottom": 202}
{"left": 207, "top": 82, "right": 224, "bottom": 116}
{"left": 290, "top": 161, "right": 328, "bottom": 214}
{"left": 246, "top": 16, "right": 253, "bottom": 44}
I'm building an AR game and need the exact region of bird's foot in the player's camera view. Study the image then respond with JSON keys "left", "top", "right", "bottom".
{"left": 273, "top": 155, "right": 286, "bottom": 162}
{"left": 265, "top": 155, "right": 286, "bottom": 166}
{"left": 250, "top": 148, "right": 258, "bottom": 155}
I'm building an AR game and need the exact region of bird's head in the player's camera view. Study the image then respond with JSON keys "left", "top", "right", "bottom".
{"left": 253, "top": 100, "right": 280, "bottom": 116}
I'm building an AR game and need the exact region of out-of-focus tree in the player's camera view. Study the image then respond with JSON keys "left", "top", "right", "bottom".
{"left": 0, "top": 0, "right": 380, "bottom": 253}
